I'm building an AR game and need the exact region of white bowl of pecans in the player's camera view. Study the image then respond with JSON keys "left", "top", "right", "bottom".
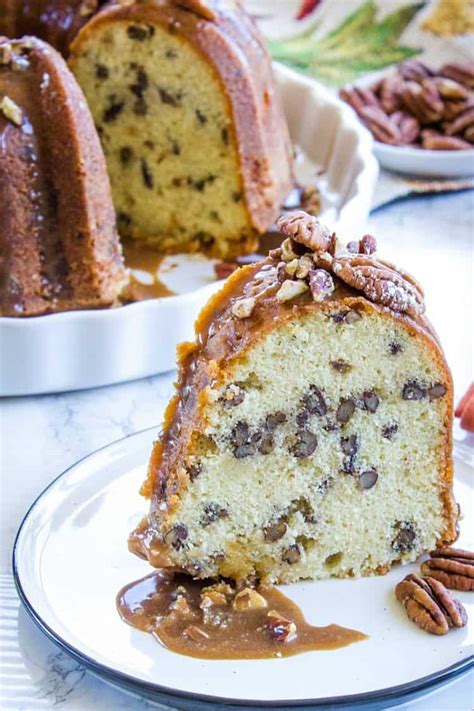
{"left": 341, "top": 60, "right": 474, "bottom": 178}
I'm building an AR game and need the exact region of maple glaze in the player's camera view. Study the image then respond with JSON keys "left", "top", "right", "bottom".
{"left": 117, "top": 570, "right": 366, "bottom": 660}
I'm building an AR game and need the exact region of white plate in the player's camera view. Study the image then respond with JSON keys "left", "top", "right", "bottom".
{"left": 0, "top": 63, "right": 378, "bottom": 397}
{"left": 13, "top": 427, "right": 474, "bottom": 710}
{"left": 373, "top": 141, "right": 474, "bottom": 179}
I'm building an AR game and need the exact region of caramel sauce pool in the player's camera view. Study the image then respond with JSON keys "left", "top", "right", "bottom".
{"left": 122, "top": 241, "right": 175, "bottom": 301}
{"left": 117, "top": 571, "right": 366, "bottom": 660}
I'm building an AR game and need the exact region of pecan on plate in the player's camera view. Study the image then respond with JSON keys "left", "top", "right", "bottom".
{"left": 390, "top": 110, "right": 420, "bottom": 144}
{"left": 339, "top": 86, "right": 380, "bottom": 115}
{"left": 444, "top": 106, "right": 474, "bottom": 136}
{"left": 440, "top": 61, "right": 474, "bottom": 88}
{"left": 358, "top": 105, "right": 401, "bottom": 145}
{"left": 395, "top": 573, "right": 468, "bottom": 635}
{"left": 332, "top": 255, "right": 425, "bottom": 318}
{"left": 421, "top": 548, "right": 474, "bottom": 591}
{"left": 399, "top": 59, "right": 433, "bottom": 82}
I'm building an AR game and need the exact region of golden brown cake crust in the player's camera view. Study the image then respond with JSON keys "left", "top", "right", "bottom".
{"left": 140, "top": 222, "right": 458, "bottom": 569}
{"left": 69, "top": 0, "right": 294, "bottom": 239}
{"left": 0, "top": 36, "right": 126, "bottom": 316}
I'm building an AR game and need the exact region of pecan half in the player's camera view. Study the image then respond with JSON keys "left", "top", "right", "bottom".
{"left": 465, "top": 125, "right": 474, "bottom": 143}
{"left": 395, "top": 573, "right": 468, "bottom": 635}
{"left": 421, "top": 130, "right": 472, "bottom": 150}
{"left": 378, "top": 74, "right": 403, "bottom": 114}
{"left": 339, "top": 86, "right": 380, "bottom": 115}
{"left": 276, "top": 211, "right": 333, "bottom": 253}
{"left": 390, "top": 110, "right": 420, "bottom": 144}
{"left": 421, "top": 548, "right": 474, "bottom": 591}
{"left": 443, "top": 98, "right": 474, "bottom": 121}
{"left": 401, "top": 80, "right": 444, "bottom": 124}
{"left": 399, "top": 59, "right": 433, "bottom": 81}
{"left": 443, "top": 107, "right": 474, "bottom": 136}
{"left": 431, "top": 77, "right": 470, "bottom": 101}
{"left": 332, "top": 255, "right": 425, "bottom": 318}
{"left": 359, "top": 105, "right": 401, "bottom": 145}
{"left": 440, "top": 61, "right": 474, "bottom": 88}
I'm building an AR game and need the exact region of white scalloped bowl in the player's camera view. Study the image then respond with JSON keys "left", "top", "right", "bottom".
{"left": 1, "top": 63, "right": 378, "bottom": 396}
{"left": 374, "top": 141, "right": 474, "bottom": 178}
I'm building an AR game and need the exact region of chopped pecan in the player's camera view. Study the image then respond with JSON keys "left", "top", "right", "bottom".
{"left": 421, "top": 548, "right": 474, "bottom": 591}
{"left": 332, "top": 255, "right": 425, "bottom": 318}
{"left": 276, "top": 211, "right": 333, "bottom": 253}
{"left": 232, "top": 588, "right": 268, "bottom": 611}
{"left": 440, "top": 61, "right": 474, "bottom": 88}
{"left": 358, "top": 105, "right": 401, "bottom": 145}
{"left": 276, "top": 279, "right": 308, "bottom": 303}
{"left": 0, "top": 96, "right": 23, "bottom": 126}
{"left": 295, "top": 254, "right": 315, "bottom": 279}
{"left": 266, "top": 610, "right": 297, "bottom": 642}
{"left": 359, "top": 234, "right": 378, "bottom": 255}
{"left": 395, "top": 573, "right": 467, "bottom": 635}
{"left": 390, "top": 110, "right": 420, "bottom": 144}
{"left": 232, "top": 296, "right": 255, "bottom": 319}
{"left": 280, "top": 237, "right": 299, "bottom": 262}
{"left": 299, "top": 185, "right": 321, "bottom": 216}
{"left": 308, "top": 269, "right": 334, "bottom": 301}
{"left": 0, "top": 43, "right": 12, "bottom": 66}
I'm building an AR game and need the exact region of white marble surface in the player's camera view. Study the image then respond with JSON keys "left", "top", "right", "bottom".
{"left": 1, "top": 189, "right": 473, "bottom": 710}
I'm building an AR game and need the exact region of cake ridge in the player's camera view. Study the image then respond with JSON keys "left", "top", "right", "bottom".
{"left": 0, "top": 35, "right": 127, "bottom": 316}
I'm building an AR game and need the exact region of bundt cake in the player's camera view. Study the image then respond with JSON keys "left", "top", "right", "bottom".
{"left": 65, "top": 0, "right": 293, "bottom": 257}
{"left": 0, "top": 1, "right": 293, "bottom": 258}
{"left": 130, "top": 210, "right": 458, "bottom": 584}
{"left": 0, "top": 36, "right": 126, "bottom": 317}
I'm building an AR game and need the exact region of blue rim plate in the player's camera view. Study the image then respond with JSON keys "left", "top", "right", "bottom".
{"left": 12, "top": 427, "right": 474, "bottom": 710}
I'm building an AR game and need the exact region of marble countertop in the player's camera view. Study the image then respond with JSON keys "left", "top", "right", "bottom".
{"left": 1, "top": 189, "right": 473, "bottom": 710}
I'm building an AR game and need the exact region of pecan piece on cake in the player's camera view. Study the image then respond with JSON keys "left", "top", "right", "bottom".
{"left": 421, "top": 548, "right": 474, "bottom": 591}
{"left": 395, "top": 573, "right": 468, "bottom": 635}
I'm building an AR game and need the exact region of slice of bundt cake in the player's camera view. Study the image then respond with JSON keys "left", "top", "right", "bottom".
{"left": 67, "top": 0, "right": 293, "bottom": 257}
{"left": 130, "top": 211, "right": 458, "bottom": 584}
{"left": 0, "top": 36, "right": 126, "bottom": 317}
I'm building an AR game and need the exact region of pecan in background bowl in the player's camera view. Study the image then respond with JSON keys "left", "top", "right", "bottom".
{"left": 340, "top": 60, "right": 474, "bottom": 177}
